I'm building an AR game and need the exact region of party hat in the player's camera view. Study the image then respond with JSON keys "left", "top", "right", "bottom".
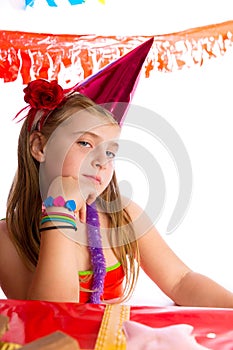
{"left": 66, "top": 37, "right": 154, "bottom": 125}
{"left": 14, "top": 38, "right": 153, "bottom": 130}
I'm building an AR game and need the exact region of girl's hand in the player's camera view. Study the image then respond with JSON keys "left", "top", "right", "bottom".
{"left": 45, "top": 176, "right": 97, "bottom": 223}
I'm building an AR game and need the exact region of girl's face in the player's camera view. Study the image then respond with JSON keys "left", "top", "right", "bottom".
{"left": 41, "top": 109, "right": 121, "bottom": 201}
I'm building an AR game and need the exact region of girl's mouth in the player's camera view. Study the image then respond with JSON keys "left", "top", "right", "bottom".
{"left": 83, "top": 174, "right": 102, "bottom": 184}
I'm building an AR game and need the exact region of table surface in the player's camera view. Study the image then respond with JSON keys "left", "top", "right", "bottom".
{"left": 1, "top": 299, "right": 233, "bottom": 349}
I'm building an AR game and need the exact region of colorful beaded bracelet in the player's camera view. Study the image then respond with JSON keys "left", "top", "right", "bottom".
{"left": 43, "top": 196, "right": 76, "bottom": 212}
{"left": 40, "top": 215, "right": 77, "bottom": 229}
{"left": 42, "top": 211, "right": 75, "bottom": 220}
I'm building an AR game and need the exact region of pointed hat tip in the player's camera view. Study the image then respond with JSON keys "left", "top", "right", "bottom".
{"left": 71, "top": 37, "right": 154, "bottom": 124}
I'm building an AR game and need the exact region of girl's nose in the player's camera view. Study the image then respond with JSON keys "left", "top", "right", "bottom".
{"left": 91, "top": 149, "right": 107, "bottom": 169}
{"left": 92, "top": 158, "right": 107, "bottom": 169}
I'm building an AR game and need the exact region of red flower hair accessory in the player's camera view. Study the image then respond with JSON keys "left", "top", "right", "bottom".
{"left": 14, "top": 79, "right": 66, "bottom": 132}
{"left": 24, "top": 79, "right": 64, "bottom": 110}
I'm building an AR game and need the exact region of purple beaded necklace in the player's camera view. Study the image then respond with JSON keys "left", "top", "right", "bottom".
{"left": 86, "top": 202, "right": 106, "bottom": 304}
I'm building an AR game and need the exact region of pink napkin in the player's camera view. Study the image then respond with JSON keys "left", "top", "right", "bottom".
{"left": 122, "top": 321, "right": 210, "bottom": 350}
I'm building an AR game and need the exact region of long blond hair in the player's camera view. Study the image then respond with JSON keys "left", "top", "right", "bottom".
{"left": 6, "top": 93, "right": 140, "bottom": 301}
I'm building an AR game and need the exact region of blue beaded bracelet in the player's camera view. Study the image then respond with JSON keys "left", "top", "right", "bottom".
{"left": 43, "top": 196, "right": 76, "bottom": 212}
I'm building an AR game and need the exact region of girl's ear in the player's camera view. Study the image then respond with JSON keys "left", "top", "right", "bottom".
{"left": 30, "top": 131, "right": 46, "bottom": 162}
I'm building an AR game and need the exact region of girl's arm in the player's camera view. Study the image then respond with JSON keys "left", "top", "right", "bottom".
{"left": 171, "top": 270, "right": 233, "bottom": 308}
{"left": 27, "top": 225, "right": 80, "bottom": 302}
{"left": 126, "top": 199, "right": 233, "bottom": 308}
{"left": 28, "top": 176, "right": 86, "bottom": 302}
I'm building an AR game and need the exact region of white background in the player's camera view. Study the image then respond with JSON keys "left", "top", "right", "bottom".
{"left": 0, "top": 1, "right": 233, "bottom": 305}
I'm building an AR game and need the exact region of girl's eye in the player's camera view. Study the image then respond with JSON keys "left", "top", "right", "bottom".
{"left": 78, "top": 141, "right": 91, "bottom": 148}
{"left": 106, "top": 150, "right": 116, "bottom": 159}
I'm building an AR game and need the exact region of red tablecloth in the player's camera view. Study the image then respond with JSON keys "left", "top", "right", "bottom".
{"left": 1, "top": 299, "right": 233, "bottom": 349}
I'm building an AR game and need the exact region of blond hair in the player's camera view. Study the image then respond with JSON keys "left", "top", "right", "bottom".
{"left": 6, "top": 93, "right": 139, "bottom": 302}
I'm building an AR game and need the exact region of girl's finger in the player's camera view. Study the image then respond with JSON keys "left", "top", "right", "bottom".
{"left": 79, "top": 203, "right": 86, "bottom": 223}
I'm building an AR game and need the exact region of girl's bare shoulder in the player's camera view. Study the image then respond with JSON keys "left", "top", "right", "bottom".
{"left": 0, "top": 219, "right": 10, "bottom": 248}
{"left": 0, "top": 219, "right": 25, "bottom": 268}
{"left": 121, "top": 196, "right": 159, "bottom": 239}
{"left": 121, "top": 196, "right": 142, "bottom": 214}
{"left": 121, "top": 196, "right": 151, "bottom": 222}
{"left": 0, "top": 220, "right": 33, "bottom": 298}
{"left": 0, "top": 219, "right": 18, "bottom": 271}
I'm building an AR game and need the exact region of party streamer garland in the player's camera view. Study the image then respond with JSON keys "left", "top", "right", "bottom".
{"left": 25, "top": 0, "right": 104, "bottom": 7}
{"left": 1, "top": 21, "right": 233, "bottom": 85}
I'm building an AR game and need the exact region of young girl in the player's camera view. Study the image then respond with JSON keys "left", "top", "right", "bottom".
{"left": 0, "top": 77, "right": 233, "bottom": 307}
{"left": 1, "top": 37, "right": 233, "bottom": 307}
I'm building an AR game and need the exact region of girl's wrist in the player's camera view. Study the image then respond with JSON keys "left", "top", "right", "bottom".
{"left": 42, "top": 196, "right": 78, "bottom": 230}
{"left": 43, "top": 206, "right": 74, "bottom": 216}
